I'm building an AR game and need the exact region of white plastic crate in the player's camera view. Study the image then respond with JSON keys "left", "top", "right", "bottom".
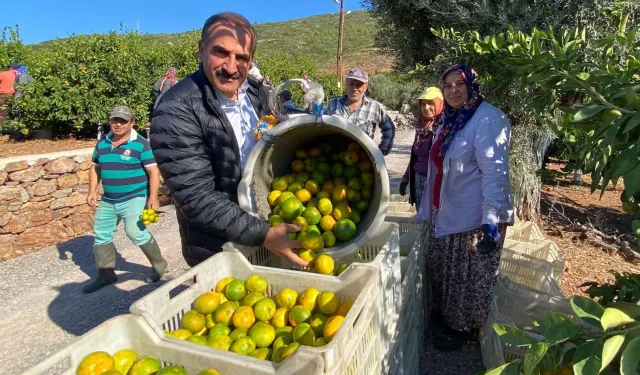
{"left": 480, "top": 299, "right": 542, "bottom": 370}
{"left": 502, "top": 239, "right": 565, "bottom": 282}
{"left": 499, "top": 251, "right": 564, "bottom": 297}
{"left": 223, "top": 222, "right": 401, "bottom": 354}
{"left": 20, "top": 314, "right": 324, "bottom": 375}
{"left": 382, "top": 330, "right": 402, "bottom": 375}
{"left": 505, "top": 221, "right": 544, "bottom": 244}
{"left": 385, "top": 202, "right": 425, "bottom": 237}
{"left": 395, "top": 230, "right": 425, "bottom": 375}
{"left": 383, "top": 231, "right": 422, "bottom": 375}
{"left": 480, "top": 277, "right": 576, "bottom": 370}
{"left": 387, "top": 202, "right": 415, "bottom": 213}
{"left": 130, "top": 250, "right": 383, "bottom": 375}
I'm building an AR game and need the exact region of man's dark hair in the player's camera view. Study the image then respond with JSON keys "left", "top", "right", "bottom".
{"left": 280, "top": 90, "right": 292, "bottom": 101}
{"left": 201, "top": 12, "right": 258, "bottom": 55}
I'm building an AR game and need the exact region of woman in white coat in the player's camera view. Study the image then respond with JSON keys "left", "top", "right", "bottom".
{"left": 417, "top": 64, "right": 514, "bottom": 351}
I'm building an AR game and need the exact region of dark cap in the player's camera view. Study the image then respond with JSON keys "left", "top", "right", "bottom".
{"left": 109, "top": 105, "right": 134, "bottom": 121}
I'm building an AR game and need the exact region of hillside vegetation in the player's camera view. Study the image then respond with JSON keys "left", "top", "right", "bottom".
{"left": 34, "top": 11, "right": 392, "bottom": 73}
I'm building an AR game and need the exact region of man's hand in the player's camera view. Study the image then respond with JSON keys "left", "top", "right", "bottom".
{"left": 263, "top": 224, "right": 308, "bottom": 268}
{"left": 147, "top": 196, "right": 160, "bottom": 211}
{"left": 86, "top": 192, "right": 98, "bottom": 207}
{"left": 399, "top": 180, "right": 408, "bottom": 196}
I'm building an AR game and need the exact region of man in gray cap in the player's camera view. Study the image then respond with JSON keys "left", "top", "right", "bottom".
{"left": 324, "top": 68, "right": 396, "bottom": 155}
{"left": 83, "top": 105, "right": 167, "bottom": 293}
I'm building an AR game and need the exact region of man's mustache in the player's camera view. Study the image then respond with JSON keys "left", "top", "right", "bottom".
{"left": 215, "top": 68, "right": 241, "bottom": 80}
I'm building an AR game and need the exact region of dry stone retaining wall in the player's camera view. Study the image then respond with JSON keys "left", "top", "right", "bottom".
{"left": 0, "top": 153, "right": 172, "bottom": 260}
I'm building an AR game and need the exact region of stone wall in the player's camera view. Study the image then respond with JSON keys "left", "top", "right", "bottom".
{"left": 0, "top": 153, "right": 171, "bottom": 260}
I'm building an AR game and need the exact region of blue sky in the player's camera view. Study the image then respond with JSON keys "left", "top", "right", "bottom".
{"left": 1, "top": 0, "right": 364, "bottom": 45}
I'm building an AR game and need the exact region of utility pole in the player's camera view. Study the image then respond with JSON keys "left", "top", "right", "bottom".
{"left": 336, "top": 0, "right": 345, "bottom": 89}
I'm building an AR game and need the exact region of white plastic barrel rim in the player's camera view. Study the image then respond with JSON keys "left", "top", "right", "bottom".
{"left": 269, "top": 78, "right": 325, "bottom": 123}
{"left": 238, "top": 114, "right": 391, "bottom": 259}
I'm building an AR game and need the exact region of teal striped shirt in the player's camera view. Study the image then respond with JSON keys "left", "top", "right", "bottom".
{"left": 92, "top": 129, "right": 156, "bottom": 203}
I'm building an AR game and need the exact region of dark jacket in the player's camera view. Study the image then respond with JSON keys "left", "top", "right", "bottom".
{"left": 402, "top": 134, "right": 434, "bottom": 205}
{"left": 150, "top": 66, "right": 271, "bottom": 266}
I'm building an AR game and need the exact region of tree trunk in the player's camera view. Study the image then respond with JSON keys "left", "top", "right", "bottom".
{"left": 509, "top": 126, "right": 555, "bottom": 222}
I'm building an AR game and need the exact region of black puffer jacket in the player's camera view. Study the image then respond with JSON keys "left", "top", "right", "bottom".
{"left": 150, "top": 67, "right": 271, "bottom": 266}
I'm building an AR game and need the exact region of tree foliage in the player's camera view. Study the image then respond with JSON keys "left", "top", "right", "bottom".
{"left": 483, "top": 288, "right": 640, "bottom": 375}
{"left": 363, "top": 0, "right": 640, "bottom": 71}
{"left": 367, "top": 73, "right": 422, "bottom": 111}
{"left": 431, "top": 11, "right": 640, "bottom": 214}
{"left": 0, "top": 28, "right": 341, "bottom": 136}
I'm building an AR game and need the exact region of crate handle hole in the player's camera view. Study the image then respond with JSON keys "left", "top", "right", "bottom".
{"left": 168, "top": 276, "right": 197, "bottom": 300}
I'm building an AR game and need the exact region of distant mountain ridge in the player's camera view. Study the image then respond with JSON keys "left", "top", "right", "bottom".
{"left": 34, "top": 11, "right": 393, "bottom": 73}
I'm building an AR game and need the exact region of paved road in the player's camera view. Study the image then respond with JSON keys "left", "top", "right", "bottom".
{"left": 1, "top": 129, "right": 483, "bottom": 375}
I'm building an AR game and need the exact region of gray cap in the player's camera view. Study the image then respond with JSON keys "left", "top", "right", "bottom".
{"left": 109, "top": 105, "right": 133, "bottom": 121}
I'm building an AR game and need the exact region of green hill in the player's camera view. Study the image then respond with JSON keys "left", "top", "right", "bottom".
{"left": 34, "top": 11, "right": 392, "bottom": 73}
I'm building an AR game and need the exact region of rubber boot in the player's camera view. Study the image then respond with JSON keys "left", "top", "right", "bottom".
{"left": 139, "top": 235, "right": 167, "bottom": 283}
{"left": 82, "top": 243, "right": 118, "bottom": 294}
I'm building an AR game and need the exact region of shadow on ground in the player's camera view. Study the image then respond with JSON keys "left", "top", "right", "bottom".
{"left": 541, "top": 192, "right": 640, "bottom": 233}
{"left": 49, "top": 236, "right": 166, "bottom": 336}
{"left": 420, "top": 325, "right": 484, "bottom": 375}
{"left": 56, "top": 235, "right": 151, "bottom": 278}
{"left": 392, "top": 144, "right": 413, "bottom": 156}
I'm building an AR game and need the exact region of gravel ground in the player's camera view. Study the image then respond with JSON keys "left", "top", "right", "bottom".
{"left": 1, "top": 128, "right": 484, "bottom": 375}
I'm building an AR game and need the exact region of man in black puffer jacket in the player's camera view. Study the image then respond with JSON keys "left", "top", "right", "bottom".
{"left": 150, "top": 12, "right": 308, "bottom": 268}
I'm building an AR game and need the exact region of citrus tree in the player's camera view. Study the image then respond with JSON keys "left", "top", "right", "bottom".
{"left": 485, "top": 295, "right": 640, "bottom": 375}
{"left": 1, "top": 28, "right": 340, "bottom": 136}
{"left": 3, "top": 29, "right": 174, "bottom": 134}
{"left": 429, "top": 12, "right": 640, "bottom": 229}
{"left": 0, "top": 27, "right": 32, "bottom": 68}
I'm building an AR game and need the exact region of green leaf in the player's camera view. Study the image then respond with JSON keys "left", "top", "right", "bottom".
{"left": 540, "top": 344, "right": 564, "bottom": 372}
{"left": 609, "top": 147, "right": 640, "bottom": 179}
{"left": 620, "top": 14, "right": 629, "bottom": 34}
{"left": 601, "top": 335, "right": 625, "bottom": 371}
{"left": 563, "top": 348, "right": 577, "bottom": 365}
{"left": 620, "top": 337, "right": 640, "bottom": 375}
{"left": 601, "top": 307, "right": 636, "bottom": 330}
{"left": 610, "top": 301, "right": 640, "bottom": 319}
{"left": 576, "top": 72, "right": 591, "bottom": 81}
{"left": 570, "top": 296, "right": 605, "bottom": 328}
{"left": 574, "top": 339, "right": 604, "bottom": 375}
{"left": 537, "top": 313, "right": 582, "bottom": 342}
{"left": 524, "top": 342, "right": 548, "bottom": 375}
{"left": 623, "top": 164, "right": 640, "bottom": 198}
{"left": 486, "top": 361, "right": 522, "bottom": 375}
{"left": 623, "top": 112, "right": 640, "bottom": 133}
{"left": 493, "top": 324, "right": 538, "bottom": 346}
{"left": 572, "top": 105, "right": 607, "bottom": 122}
{"left": 627, "top": 28, "right": 638, "bottom": 47}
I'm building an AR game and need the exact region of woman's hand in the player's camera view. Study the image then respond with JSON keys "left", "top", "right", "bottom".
{"left": 476, "top": 224, "right": 499, "bottom": 254}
